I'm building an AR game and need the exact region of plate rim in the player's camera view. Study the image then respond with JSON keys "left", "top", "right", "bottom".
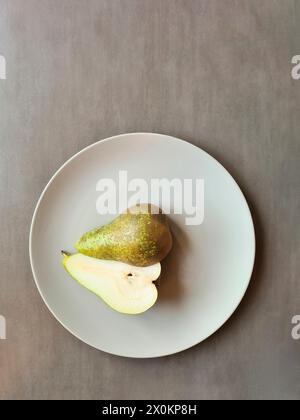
{"left": 29, "top": 132, "right": 256, "bottom": 358}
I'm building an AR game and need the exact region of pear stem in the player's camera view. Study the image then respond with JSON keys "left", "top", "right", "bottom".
{"left": 61, "top": 250, "right": 71, "bottom": 258}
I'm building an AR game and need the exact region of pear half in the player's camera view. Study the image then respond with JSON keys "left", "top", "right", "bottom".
{"left": 62, "top": 253, "right": 161, "bottom": 314}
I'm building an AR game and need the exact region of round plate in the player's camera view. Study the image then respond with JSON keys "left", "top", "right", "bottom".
{"left": 29, "top": 133, "right": 255, "bottom": 358}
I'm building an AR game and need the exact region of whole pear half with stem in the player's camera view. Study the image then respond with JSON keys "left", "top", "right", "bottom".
{"left": 62, "top": 252, "right": 160, "bottom": 314}
{"left": 75, "top": 204, "right": 173, "bottom": 267}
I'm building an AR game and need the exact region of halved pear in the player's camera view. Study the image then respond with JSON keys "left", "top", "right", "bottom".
{"left": 62, "top": 253, "right": 160, "bottom": 314}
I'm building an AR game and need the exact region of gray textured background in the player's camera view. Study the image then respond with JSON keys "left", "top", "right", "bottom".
{"left": 0, "top": 0, "right": 299, "bottom": 400}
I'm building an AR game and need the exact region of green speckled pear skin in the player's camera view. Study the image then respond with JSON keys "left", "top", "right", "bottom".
{"left": 75, "top": 204, "right": 173, "bottom": 267}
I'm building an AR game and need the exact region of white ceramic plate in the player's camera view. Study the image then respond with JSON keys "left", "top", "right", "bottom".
{"left": 29, "top": 133, "right": 255, "bottom": 358}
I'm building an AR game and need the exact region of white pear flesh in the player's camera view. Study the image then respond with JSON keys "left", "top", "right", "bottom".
{"left": 63, "top": 253, "right": 160, "bottom": 314}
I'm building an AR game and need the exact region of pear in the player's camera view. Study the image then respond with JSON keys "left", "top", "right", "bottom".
{"left": 75, "top": 204, "right": 172, "bottom": 267}
{"left": 62, "top": 252, "right": 160, "bottom": 314}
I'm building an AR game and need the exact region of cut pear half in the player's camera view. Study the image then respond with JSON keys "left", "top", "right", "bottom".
{"left": 62, "top": 253, "right": 161, "bottom": 315}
